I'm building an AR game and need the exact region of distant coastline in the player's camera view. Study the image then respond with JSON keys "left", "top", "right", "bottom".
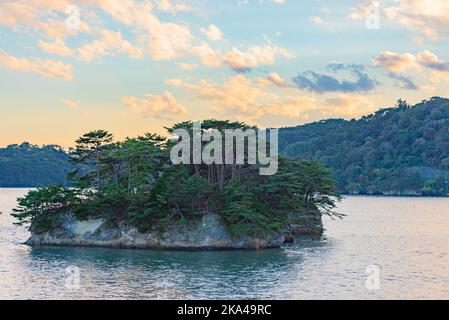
{"left": 2, "top": 98, "right": 449, "bottom": 196}
{"left": 2, "top": 186, "right": 447, "bottom": 198}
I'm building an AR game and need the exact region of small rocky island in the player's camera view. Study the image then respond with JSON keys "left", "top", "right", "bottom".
{"left": 15, "top": 120, "right": 340, "bottom": 250}
{"left": 25, "top": 212, "right": 324, "bottom": 250}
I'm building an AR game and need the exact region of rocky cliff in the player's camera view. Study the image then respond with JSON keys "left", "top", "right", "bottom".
{"left": 26, "top": 212, "right": 323, "bottom": 250}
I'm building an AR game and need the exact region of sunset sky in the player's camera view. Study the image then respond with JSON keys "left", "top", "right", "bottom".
{"left": 1, "top": 0, "right": 449, "bottom": 147}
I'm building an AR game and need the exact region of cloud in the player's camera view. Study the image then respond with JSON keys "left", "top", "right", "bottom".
{"left": 0, "top": 1, "right": 195, "bottom": 63}
{"left": 224, "top": 45, "right": 293, "bottom": 72}
{"left": 61, "top": 99, "right": 79, "bottom": 109}
{"left": 293, "top": 64, "right": 378, "bottom": 93}
{"left": 0, "top": 0, "right": 294, "bottom": 76}
{"left": 322, "top": 94, "right": 377, "bottom": 118}
{"left": 121, "top": 91, "right": 187, "bottom": 119}
{"left": 39, "top": 38, "right": 73, "bottom": 57}
{"left": 167, "top": 75, "right": 376, "bottom": 122}
{"left": 417, "top": 50, "right": 449, "bottom": 72}
{"left": 156, "top": 0, "right": 192, "bottom": 14}
{"left": 310, "top": 16, "right": 324, "bottom": 25}
{"left": 96, "top": 0, "right": 195, "bottom": 61}
{"left": 178, "top": 63, "right": 198, "bottom": 70}
{"left": 0, "top": 0, "right": 91, "bottom": 38}
{"left": 267, "top": 72, "right": 288, "bottom": 87}
{"left": 350, "top": 0, "right": 449, "bottom": 40}
{"left": 372, "top": 51, "right": 416, "bottom": 72}
{"left": 373, "top": 50, "right": 449, "bottom": 89}
{"left": 192, "top": 41, "right": 222, "bottom": 67}
{"left": 167, "top": 75, "right": 298, "bottom": 120}
{"left": 0, "top": 49, "right": 73, "bottom": 80}
{"left": 78, "top": 29, "right": 144, "bottom": 62}
{"left": 200, "top": 25, "right": 224, "bottom": 41}
{"left": 373, "top": 50, "right": 449, "bottom": 81}
{"left": 387, "top": 72, "right": 418, "bottom": 90}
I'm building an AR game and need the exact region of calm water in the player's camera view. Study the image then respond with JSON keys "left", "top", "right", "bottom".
{"left": 1, "top": 188, "right": 449, "bottom": 300}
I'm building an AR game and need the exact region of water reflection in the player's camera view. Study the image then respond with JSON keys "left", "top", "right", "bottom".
{"left": 25, "top": 245, "right": 314, "bottom": 299}
{"left": 2, "top": 189, "right": 449, "bottom": 300}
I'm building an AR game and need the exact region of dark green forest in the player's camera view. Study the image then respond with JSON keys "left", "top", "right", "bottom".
{"left": 2, "top": 97, "right": 449, "bottom": 196}
{"left": 13, "top": 121, "right": 340, "bottom": 237}
{"left": 280, "top": 97, "right": 449, "bottom": 196}
{"left": 0, "top": 143, "right": 71, "bottom": 187}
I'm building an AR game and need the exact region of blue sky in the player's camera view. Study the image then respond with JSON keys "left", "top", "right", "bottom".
{"left": 1, "top": 0, "right": 449, "bottom": 146}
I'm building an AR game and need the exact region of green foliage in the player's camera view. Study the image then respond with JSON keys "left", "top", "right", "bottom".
{"left": 14, "top": 121, "right": 340, "bottom": 237}
{"left": 12, "top": 185, "right": 81, "bottom": 231}
{"left": 0, "top": 143, "right": 70, "bottom": 187}
{"left": 279, "top": 97, "right": 449, "bottom": 196}
{"left": 68, "top": 130, "right": 114, "bottom": 189}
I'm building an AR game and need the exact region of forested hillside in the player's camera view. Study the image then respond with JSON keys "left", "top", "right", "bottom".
{"left": 279, "top": 97, "right": 449, "bottom": 196}
{"left": 2, "top": 97, "right": 449, "bottom": 195}
{"left": 0, "top": 143, "right": 70, "bottom": 187}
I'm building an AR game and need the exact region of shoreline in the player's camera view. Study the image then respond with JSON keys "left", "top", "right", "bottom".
{"left": 3, "top": 186, "right": 447, "bottom": 198}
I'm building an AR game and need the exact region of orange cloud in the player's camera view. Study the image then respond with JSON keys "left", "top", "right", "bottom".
{"left": 374, "top": 50, "right": 449, "bottom": 78}
{"left": 373, "top": 51, "right": 416, "bottom": 72}
{"left": 78, "top": 29, "right": 144, "bottom": 62}
{"left": 178, "top": 63, "right": 198, "bottom": 70}
{"left": 167, "top": 75, "right": 376, "bottom": 122}
{"left": 121, "top": 91, "right": 187, "bottom": 119}
{"left": 350, "top": 0, "right": 449, "bottom": 40}
{"left": 61, "top": 99, "right": 79, "bottom": 109}
{"left": 39, "top": 38, "right": 73, "bottom": 57}
{"left": 0, "top": 49, "right": 73, "bottom": 80}
{"left": 224, "top": 45, "right": 293, "bottom": 72}
{"left": 156, "top": 0, "right": 192, "bottom": 14}
{"left": 267, "top": 72, "right": 288, "bottom": 87}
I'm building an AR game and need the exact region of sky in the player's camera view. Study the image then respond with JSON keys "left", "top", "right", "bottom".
{"left": 1, "top": 0, "right": 449, "bottom": 147}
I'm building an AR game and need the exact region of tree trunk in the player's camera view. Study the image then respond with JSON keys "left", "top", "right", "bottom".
{"left": 96, "top": 148, "right": 101, "bottom": 190}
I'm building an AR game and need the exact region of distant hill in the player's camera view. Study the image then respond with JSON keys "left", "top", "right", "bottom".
{"left": 279, "top": 97, "right": 449, "bottom": 196}
{"left": 0, "top": 143, "right": 71, "bottom": 187}
{"left": 2, "top": 97, "right": 449, "bottom": 195}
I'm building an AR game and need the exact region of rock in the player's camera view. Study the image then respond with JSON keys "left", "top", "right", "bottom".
{"left": 26, "top": 211, "right": 323, "bottom": 250}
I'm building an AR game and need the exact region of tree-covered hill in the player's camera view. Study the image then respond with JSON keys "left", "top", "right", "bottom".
{"left": 2, "top": 97, "right": 449, "bottom": 196}
{"left": 13, "top": 122, "right": 340, "bottom": 240}
{"left": 0, "top": 143, "right": 71, "bottom": 187}
{"left": 279, "top": 97, "right": 449, "bottom": 196}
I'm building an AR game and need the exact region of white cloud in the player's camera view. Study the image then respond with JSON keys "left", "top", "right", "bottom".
{"left": 310, "top": 16, "right": 324, "bottom": 25}
{"left": 200, "top": 24, "right": 224, "bottom": 41}
{"left": 61, "top": 99, "right": 79, "bottom": 109}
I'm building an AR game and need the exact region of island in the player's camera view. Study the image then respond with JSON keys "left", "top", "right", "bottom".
{"left": 13, "top": 120, "right": 341, "bottom": 250}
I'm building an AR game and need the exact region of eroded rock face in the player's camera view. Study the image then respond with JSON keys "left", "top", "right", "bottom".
{"left": 26, "top": 212, "right": 323, "bottom": 250}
